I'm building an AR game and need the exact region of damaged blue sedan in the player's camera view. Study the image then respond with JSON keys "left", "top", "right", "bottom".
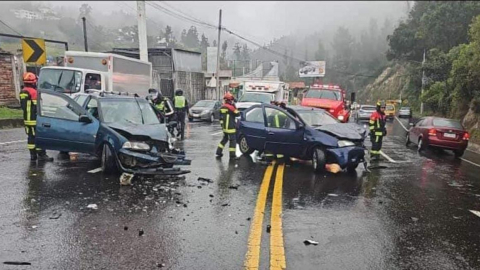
{"left": 237, "top": 104, "right": 367, "bottom": 173}
{"left": 35, "top": 90, "right": 190, "bottom": 175}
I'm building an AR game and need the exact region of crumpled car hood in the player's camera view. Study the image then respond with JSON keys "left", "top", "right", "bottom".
{"left": 315, "top": 123, "right": 366, "bottom": 140}
{"left": 108, "top": 122, "right": 168, "bottom": 142}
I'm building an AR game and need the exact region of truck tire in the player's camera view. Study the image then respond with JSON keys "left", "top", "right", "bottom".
{"left": 312, "top": 147, "right": 326, "bottom": 173}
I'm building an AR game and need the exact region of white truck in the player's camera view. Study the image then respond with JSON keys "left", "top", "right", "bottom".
{"left": 37, "top": 51, "right": 153, "bottom": 97}
{"left": 235, "top": 81, "right": 289, "bottom": 112}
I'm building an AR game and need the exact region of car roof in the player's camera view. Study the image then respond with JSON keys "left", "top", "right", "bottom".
{"left": 81, "top": 93, "right": 147, "bottom": 101}
{"left": 288, "top": 105, "right": 326, "bottom": 112}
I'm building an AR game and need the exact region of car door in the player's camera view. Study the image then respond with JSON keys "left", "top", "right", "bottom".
{"left": 238, "top": 106, "right": 267, "bottom": 150}
{"left": 410, "top": 118, "right": 425, "bottom": 144}
{"left": 264, "top": 106, "right": 304, "bottom": 157}
{"left": 36, "top": 90, "right": 100, "bottom": 154}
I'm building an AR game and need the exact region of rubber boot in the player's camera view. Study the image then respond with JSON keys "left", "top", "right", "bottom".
{"left": 30, "top": 150, "right": 37, "bottom": 161}
{"left": 37, "top": 150, "right": 54, "bottom": 162}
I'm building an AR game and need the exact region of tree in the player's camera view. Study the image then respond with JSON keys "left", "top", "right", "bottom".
{"left": 184, "top": 26, "right": 199, "bottom": 49}
{"left": 233, "top": 42, "right": 242, "bottom": 61}
{"left": 220, "top": 41, "right": 228, "bottom": 69}
{"left": 314, "top": 40, "right": 326, "bottom": 60}
{"left": 79, "top": 3, "right": 92, "bottom": 20}
{"left": 241, "top": 44, "right": 250, "bottom": 61}
{"left": 180, "top": 29, "right": 187, "bottom": 46}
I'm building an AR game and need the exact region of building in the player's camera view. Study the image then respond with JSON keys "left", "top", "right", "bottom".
{"left": 0, "top": 50, "right": 22, "bottom": 106}
{"left": 11, "top": 8, "right": 60, "bottom": 21}
{"left": 287, "top": 81, "right": 306, "bottom": 104}
{"left": 108, "top": 48, "right": 205, "bottom": 103}
{"left": 204, "top": 70, "right": 232, "bottom": 100}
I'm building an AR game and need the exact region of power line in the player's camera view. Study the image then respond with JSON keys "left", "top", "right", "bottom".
{"left": 0, "top": 19, "right": 23, "bottom": 36}
{"left": 160, "top": 1, "right": 217, "bottom": 29}
{"left": 146, "top": 1, "right": 216, "bottom": 31}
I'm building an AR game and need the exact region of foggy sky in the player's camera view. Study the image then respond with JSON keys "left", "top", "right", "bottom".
{"left": 41, "top": 1, "right": 409, "bottom": 42}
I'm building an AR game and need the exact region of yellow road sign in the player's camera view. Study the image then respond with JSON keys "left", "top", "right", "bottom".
{"left": 22, "top": 38, "right": 46, "bottom": 65}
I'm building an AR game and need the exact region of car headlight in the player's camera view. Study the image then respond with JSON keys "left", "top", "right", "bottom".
{"left": 122, "top": 141, "right": 151, "bottom": 151}
{"left": 338, "top": 140, "right": 355, "bottom": 147}
{"left": 338, "top": 115, "right": 345, "bottom": 121}
{"left": 201, "top": 110, "right": 210, "bottom": 115}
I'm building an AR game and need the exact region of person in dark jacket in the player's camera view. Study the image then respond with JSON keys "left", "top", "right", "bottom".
{"left": 216, "top": 92, "right": 240, "bottom": 159}
{"left": 19, "top": 72, "right": 53, "bottom": 162}
{"left": 369, "top": 101, "right": 387, "bottom": 160}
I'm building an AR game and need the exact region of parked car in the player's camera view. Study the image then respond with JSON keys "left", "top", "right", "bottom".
{"left": 36, "top": 90, "right": 191, "bottom": 175}
{"left": 236, "top": 104, "right": 367, "bottom": 173}
{"left": 406, "top": 117, "right": 469, "bottom": 157}
{"left": 398, "top": 107, "right": 412, "bottom": 118}
{"left": 188, "top": 100, "right": 221, "bottom": 122}
{"left": 385, "top": 103, "right": 395, "bottom": 120}
{"left": 354, "top": 105, "right": 376, "bottom": 122}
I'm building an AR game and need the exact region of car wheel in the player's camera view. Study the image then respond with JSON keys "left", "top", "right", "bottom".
{"left": 406, "top": 132, "right": 411, "bottom": 147}
{"left": 312, "top": 147, "right": 326, "bottom": 173}
{"left": 454, "top": 150, "right": 465, "bottom": 158}
{"left": 101, "top": 143, "right": 118, "bottom": 174}
{"left": 209, "top": 114, "right": 214, "bottom": 123}
{"left": 239, "top": 135, "right": 254, "bottom": 155}
{"left": 418, "top": 137, "right": 425, "bottom": 152}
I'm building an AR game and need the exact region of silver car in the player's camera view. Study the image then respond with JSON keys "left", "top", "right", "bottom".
{"left": 355, "top": 105, "right": 376, "bottom": 122}
{"left": 188, "top": 100, "right": 222, "bottom": 122}
{"left": 398, "top": 107, "right": 412, "bottom": 118}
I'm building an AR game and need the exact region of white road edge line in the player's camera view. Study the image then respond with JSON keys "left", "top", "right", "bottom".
{"left": 460, "top": 158, "right": 480, "bottom": 168}
{"left": 395, "top": 116, "right": 408, "bottom": 132}
{"left": 0, "top": 140, "right": 27, "bottom": 146}
{"left": 211, "top": 131, "right": 223, "bottom": 136}
{"left": 469, "top": 210, "right": 480, "bottom": 218}
{"left": 379, "top": 150, "right": 397, "bottom": 163}
{"left": 466, "top": 148, "right": 480, "bottom": 155}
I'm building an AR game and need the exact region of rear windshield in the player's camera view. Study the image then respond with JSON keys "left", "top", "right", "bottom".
{"left": 433, "top": 119, "right": 463, "bottom": 129}
{"left": 305, "top": 89, "right": 342, "bottom": 101}
{"left": 400, "top": 107, "right": 410, "bottom": 110}
{"left": 386, "top": 105, "right": 394, "bottom": 110}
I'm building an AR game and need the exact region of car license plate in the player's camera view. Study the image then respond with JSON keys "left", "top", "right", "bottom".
{"left": 192, "top": 114, "right": 199, "bottom": 117}
{"left": 444, "top": 133, "right": 456, "bottom": 138}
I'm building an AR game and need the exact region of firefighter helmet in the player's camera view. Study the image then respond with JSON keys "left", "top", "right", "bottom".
{"left": 23, "top": 72, "right": 37, "bottom": 84}
{"left": 175, "top": 89, "right": 183, "bottom": 96}
{"left": 223, "top": 92, "right": 234, "bottom": 101}
{"left": 376, "top": 101, "right": 386, "bottom": 110}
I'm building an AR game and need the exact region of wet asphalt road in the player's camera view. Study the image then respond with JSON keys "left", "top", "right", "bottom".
{"left": 1, "top": 117, "right": 480, "bottom": 269}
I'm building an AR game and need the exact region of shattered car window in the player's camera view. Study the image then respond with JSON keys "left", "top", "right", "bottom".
{"left": 100, "top": 99, "right": 160, "bottom": 125}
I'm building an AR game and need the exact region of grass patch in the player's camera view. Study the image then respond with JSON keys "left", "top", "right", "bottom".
{"left": 0, "top": 106, "right": 23, "bottom": 119}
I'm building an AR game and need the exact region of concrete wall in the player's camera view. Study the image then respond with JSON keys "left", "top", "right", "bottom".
{"left": 174, "top": 71, "right": 205, "bottom": 104}
{"left": 0, "top": 53, "right": 17, "bottom": 106}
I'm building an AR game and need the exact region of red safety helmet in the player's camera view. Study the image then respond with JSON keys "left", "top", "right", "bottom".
{"left": 23, "top": 72, "right": 37, "bottom": 84}
{"left": 223, "top": 92, "right": 234, "bottom": 101}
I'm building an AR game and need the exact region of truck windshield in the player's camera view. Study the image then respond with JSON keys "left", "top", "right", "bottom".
{"left": 38, "top": 69, "right": 83, "bottom": 93}
{"left": 305, "top": 89, "right": 342, "bottom": 101}
{"left": 239, "top": 92, "right": 273, "bottom": 103}
{"left": 100, "top": 99, "right": 160, "bottom": 125}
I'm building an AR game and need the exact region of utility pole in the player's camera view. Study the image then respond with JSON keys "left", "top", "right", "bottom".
{"left": 420, "top": 49, "right": 426, "bottom": 115}
{"left": 215, "top": 9, "right": 222, "bottom": 94}
{"left": 82, "top": 17, "right": 88, "bottom": 52}
{"left": 137, "top": 0, "right": 148, "bottom": 62}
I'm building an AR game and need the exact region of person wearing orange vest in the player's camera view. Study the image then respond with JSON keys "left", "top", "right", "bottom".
{"left": 369, "top": 101, "right": 387, "bottom": 160}
{"left": 216, "top": 92, "right": 240, "bottom": 159}
{"left": 19, "top": 72, "right": 53, "bottom": 162}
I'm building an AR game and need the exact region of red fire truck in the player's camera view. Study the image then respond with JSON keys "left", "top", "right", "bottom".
{"left": 300, "top": 84, "right": 350, "bottom": 123}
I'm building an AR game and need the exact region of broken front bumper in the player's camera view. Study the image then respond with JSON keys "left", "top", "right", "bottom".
{"left": 116, "top": 148, "right": 191, "bottom": 175}
{"left": 326, "top": 146, "right": 365, "bottom": 169}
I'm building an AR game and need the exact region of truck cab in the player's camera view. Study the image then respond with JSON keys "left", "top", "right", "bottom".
{"left": 37, "top": 66, "right": 108, "bottom": 98}
{"left": 300, "top": 84, "right": 350, "bottom": 123}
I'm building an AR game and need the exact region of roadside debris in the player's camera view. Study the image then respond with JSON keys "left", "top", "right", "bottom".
{"left": 87, "top": 204, "right": 98, "bottom": 210}
{"left": 3, "top": 261, "right": 32, "bottom": 266}
{"left": 303, "top": 240, "right": 319, "bottom": 246}
{"left": 87, "top": 167, "right": 103, "bottom": 174}
{"left": 325, "top": 163, "right": 341, "bottom": 173}
{"left": 198, "top": 177, "right": 213, "bottom": 183}
{"left": 469, "top": 210, "right": 480, "bottom": 218}
{"left": 157, "top": 263, "right": 166, "bottom": 268}
{"left": 69, "top": 152, "right": 79, "bottom": 161}
{"left": 124, "top": 226, "right": 128, "bottom": 231}
{"left": 49, "top": 212, "right": 62, "bottom": 219}
{"left": 229, "top": 185, "right": 240, "bottom": 190}
{"left": 411, "top": 217, "right": 419, "bottom": 222}
{"left": 448, "top": 182, "right": 463, "bottom": 188}
{"left": 266, "top": 225, "right": 271, "bottom": 233}
{"left": 327, "top": 194, "right": 339, "bottom": 197}
{"left": 139, "top": 229, "right": 145, "bottom": 236}
{"left": 209, "top": 194, "right": 214, "bottom": 198}
{"left": 120, "top": 173, "right": 134, "bottom": 186}
{"left": 221, "top": 203, "right": 230, "bottom": 207}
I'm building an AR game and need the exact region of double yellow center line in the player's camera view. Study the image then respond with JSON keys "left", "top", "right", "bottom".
{"left": 244, "top": 161, "right": 286, "bottom": 270}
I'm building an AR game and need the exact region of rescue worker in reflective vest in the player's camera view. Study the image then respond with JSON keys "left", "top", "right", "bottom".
{"left": 148, "top": 88, "right": 174, "bottom": 123}
{"left": 369, "top": 101, "right": 387, "bottom": 160}
{"left": 173, "top": 89, "right": 189, "bottom": 139}
{"left": 19, "top": 72, "right": 53, "bottom": 162}
{"left": 216, "top": 92, "right": 240, "bottom": 159}
{"left": 264, "top": 101, "right": 288, "bottom": 160}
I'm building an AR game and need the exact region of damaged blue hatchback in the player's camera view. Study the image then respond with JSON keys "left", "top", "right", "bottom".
{"left": 35, "top": 90, "right": 190, "bottom": 175}
{"left": 237, "top": 104, "right": 367, "bottom": 173}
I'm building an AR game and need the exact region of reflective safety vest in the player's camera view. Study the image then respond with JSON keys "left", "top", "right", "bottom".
{"left": 272, "top": 112, "right": 287, "bottom": 128}
{"left": 19, "top": 86, "right": 38, "bottom": 126}
{"left": 219, "top": 104, "right": 240, "bottom": 134}
{"left": 369, "top": 111, "right": 386, "bottom": 136}
{"left": 174, "top": 96, "right": 186, "bottom": 108}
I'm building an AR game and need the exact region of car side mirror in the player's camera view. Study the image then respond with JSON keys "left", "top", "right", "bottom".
{"left": 297, "top": 122, "right": 305, "bottom": 130}
{"left": 79, "top": 114, "right": 92, "bottom": 123}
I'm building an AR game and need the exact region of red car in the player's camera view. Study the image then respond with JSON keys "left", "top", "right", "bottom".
{"left": 406, "top": 117, "right": 469, "bottom": 157}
